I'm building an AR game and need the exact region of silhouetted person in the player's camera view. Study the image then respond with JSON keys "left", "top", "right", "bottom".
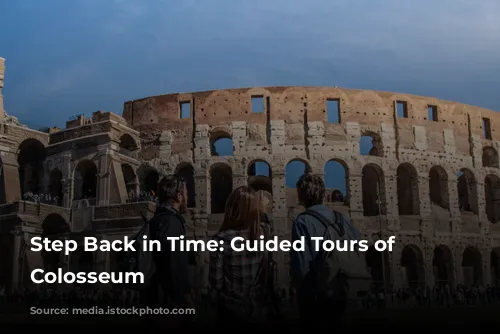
{"left": 209, "top": 186, "right": 270, "bottom": 329}
{"left": 143, "top": 175, "right": 196, "bottom": 329}
{"left": 290, "top": 173, "right": 361, "bottom": 330}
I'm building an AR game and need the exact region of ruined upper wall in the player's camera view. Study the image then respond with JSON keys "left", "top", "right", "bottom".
{"left": 49, "top": 110, "right": 136, "bottom": 147}
{"left": 122, "top": 86, "right": 499, "bottom": 158}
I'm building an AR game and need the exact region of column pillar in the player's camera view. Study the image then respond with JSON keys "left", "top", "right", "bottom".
{"left": 61, "top": 153, "right": 73, "bottom": 207}
{"left": 448, "top": 179, "right": 461, "bottom": 234}
{"left": 418, "top": 174, "right": 432, "bottom": 218}
{"left": 232, "top": 159, "right": 246, "bottom": 189}
{"left": 10, "top": 228, "right": 23, "bottom": 293}
{"left": 193, "top": 122, "right": 212, "bottom": 292}
{"left": 476, "top": 180, "right": 489, "bottom": 234}
{"left": 348, "top": 173, "right": 363, "bottom": 222}
{"left": 0, "top": 151, "right": 21, "bottom": 202}
{"left": 384, "top": 173, "right": 400, "bottom": 232}
{"left": 423, "top": 243, "right": 434, "bottom": 288}
{"left": 391, "top": 244, "right": 403, "bottom": 289}
{"left": 271, "top": 164, "right": 288, "bottom": 290}
{"left": 97, "top": 148, "right": 111, "bottom": 206}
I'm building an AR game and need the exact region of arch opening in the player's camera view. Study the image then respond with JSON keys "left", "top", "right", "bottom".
{"left": 17, "top": 139, "right": 46, "bottom": 196}
{"left": 210, "top": 163, "right": 233, "bottom": 214}
{"left": 140, "top": 168, "right": 159, "bottom": 201}
{"left": 324, "top": 159, "right": 348, "bottom": 204}
{"left": 432, "top": 245, "right": 454, "bottom": 286}
{"left": 462, "top": 247, "right": 483, "bottom": 286}
{"left": 121, "top": 164, "right": 137, "bottom": 201}
{"left": 48, "top": 169, "right": 63, "bottom": 206}
{"left": 400, "top": 244, "right": 425, "bottom": 289}
{"left": 360, "top": 132, "right": 383, "bottom": 157}
{"left": 482, "top": 146, "right": 499, "bottom": 168}
{"left": 78, "top": 251, "right": 94, "bottom": 274}
{"left": 248, "top": 160, "right": 272, "bottom": 194}
{"left": 41, "top": 213, "right": 70, "bottom": 271}
{"left": 365, "top": 245, "right": 391, "bottom": 289}
{"left": 491, "top": 248, "right": 500, "bottom": 287}
{"left": 457, "top": 169, "right": 478, "bottom": 214}
{"left": 429, "top": 166, "right": 449, "bottom": 209}
{"left": 248, "top": 160, "right": 271, "bottom": 178}
{"left": 328, "top": 190, "right": 344, "bottom": 203}
{"left": 177, "top": 164, "right": 196, "bottom": 208}
{"left": 73, "top": 160, "right": 98, "bottom": 201}
{"left": 397, "top": 163, "right": 420, "bottom": 215}
{"left": 119, "top": 134, "right": 138, "bottom": 151}
{"left": 362, "top": 164, "right": 386, "bottom": 216}
{"left": 485, "top": 174, "right": 500, "bottom": 224}
{"left": 210, "top": 131, "right": 233, "bottom": 156}
{"left": 286, "top": 159, "right": 311, "bottom": 189}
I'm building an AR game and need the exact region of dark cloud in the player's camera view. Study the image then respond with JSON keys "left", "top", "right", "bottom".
{"left": 0, "top": 0, "right": 498, "bottom": 128}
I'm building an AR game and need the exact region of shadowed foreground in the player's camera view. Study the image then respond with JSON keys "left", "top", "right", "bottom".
{"left": 1, "top": 304, "right": 499, "bottom": 331}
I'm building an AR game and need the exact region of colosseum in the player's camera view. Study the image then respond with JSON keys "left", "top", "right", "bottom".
{"left": 0, "top": 57, "right": 499, "bottom": 293}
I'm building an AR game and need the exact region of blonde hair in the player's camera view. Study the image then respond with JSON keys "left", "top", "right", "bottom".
{"left": 219, "top": 186, "right": 261, "bottom": 240}
{"left": 258, "top": 190, "right": 271, "bottom": 214}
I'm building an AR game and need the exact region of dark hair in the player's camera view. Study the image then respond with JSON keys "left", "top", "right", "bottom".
{"left": 296, "top": 173, "right": 325, "bottom": 208}
{"left": 219, "top": 186, "right": 261, "bottom": 240}
{"left": 157, "top": 174, "right": 185, "bottom": 205}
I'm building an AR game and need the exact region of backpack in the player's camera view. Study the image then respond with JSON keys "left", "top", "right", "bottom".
{"left": 302, "top": 209, "right": 372, "bottom": 302}
{"left": 258, "top": 217, "right": 286, "bottom": 318}
{"left": 116, "top": 211, "right": 166, "bottom": 291}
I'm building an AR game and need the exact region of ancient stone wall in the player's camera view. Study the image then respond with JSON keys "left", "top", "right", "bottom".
{"left": 2, "top": 77, "right": 500, "bottom": 290}
{"left": 123, "top": 87, "right": 500, "bottom": 288}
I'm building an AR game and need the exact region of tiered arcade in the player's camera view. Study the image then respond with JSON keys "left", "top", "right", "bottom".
{"left": 0, "top": 58, "right": 499, "bottom": 292}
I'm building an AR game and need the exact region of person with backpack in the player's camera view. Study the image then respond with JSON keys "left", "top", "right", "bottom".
{"left": 209, "top": 186, "right": 270, "bottom": 329}
{"left": 289, "top": 173, "right": 370, "bottom": 330}
{"left": 142, "top": 175, "right": 196, "bottom": 327}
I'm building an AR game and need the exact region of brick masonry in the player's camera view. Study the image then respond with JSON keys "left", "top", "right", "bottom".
{"left": 0, "top": 58, "right": 499, "bottom": 292}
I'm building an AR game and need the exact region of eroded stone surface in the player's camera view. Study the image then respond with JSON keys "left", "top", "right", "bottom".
{"left": 0, "top": 64, "right": 499, "bottom": 291}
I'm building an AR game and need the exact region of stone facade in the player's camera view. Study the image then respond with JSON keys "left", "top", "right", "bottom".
{"left": 0, "top": 58, "right": 500, "bottom": 293}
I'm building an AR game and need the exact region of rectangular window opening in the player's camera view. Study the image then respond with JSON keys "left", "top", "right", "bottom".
{"left": 327, "top": 99, "right": 340, "bottom": 123}
{"left": 251, "top": 96, "right": 264, "bottom": 113}
{"left": 483, "top": 117, "right": 492, "bottom": 139}
{"left": 180, "top": 102, "right": 191, "bottom": 119}
{"left": 396, "top": 101, "right": 408, "bottom": 118}
{"left": 428, "top": 105, "right": 438, "bottom": 121}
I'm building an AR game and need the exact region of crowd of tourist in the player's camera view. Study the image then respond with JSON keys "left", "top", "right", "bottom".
{"left": 21, "top": 192, "right": 61, "bottom": 206}
{"left": 20, "top": 190, "right": 158, "bottom": 206}
{"left": 126, "top": 190, "right": 158, "bottom": 203}
{"left": 363, "top": 284, "right": 500, "bottom": 309}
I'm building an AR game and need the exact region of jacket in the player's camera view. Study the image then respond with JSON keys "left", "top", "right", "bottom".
{"left": 289, "top": 204, "right": 360, "bottom": 298}
{"left": 147, "top": 205, "right": 193, "bottom": 307}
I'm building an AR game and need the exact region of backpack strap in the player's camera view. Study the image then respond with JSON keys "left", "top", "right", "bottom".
{"left": 301, "top": 209, "right": 345, "bottom": 238}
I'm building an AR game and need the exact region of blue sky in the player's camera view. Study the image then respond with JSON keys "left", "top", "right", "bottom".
{"left": 1, "top": 0, "right": 499, "bottom": 190}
